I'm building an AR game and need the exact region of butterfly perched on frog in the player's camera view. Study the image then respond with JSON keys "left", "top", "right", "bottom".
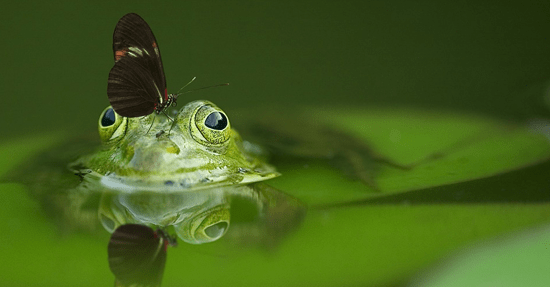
{"left": 107, "top": 13, "right": 178, "bottom": 117}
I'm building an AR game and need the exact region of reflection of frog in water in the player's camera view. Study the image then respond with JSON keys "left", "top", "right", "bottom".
{"left": 99, "top": 183, "right": 305, "bottom": 245}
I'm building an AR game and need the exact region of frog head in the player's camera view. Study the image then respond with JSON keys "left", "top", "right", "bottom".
{"left": 73, "top": 100, "right": 279, "bottom": 192}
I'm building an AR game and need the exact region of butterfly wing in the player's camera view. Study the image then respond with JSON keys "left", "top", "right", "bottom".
{"left": 108, "top": 55, "right": 162, "bottom": 117}
{"left": 107, "top": 13, "right": 167, "bottom": 117}
{"left": 108, "top": 224, "right": 168, "bottom": 287}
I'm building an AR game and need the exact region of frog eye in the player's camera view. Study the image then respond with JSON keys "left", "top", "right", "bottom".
{"left": 101, "top": 108, "right": 116, "bottom": 127}
{"left": 98, "top": 106, "right": 127, "bottom": 142}
{"left": 193, "top": 105, "right": 231, "bottom": 145}
{"left": 204, "top": 111, "right": 228, "bottom": 130}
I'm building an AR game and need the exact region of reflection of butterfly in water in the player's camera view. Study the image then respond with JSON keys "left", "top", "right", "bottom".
{"left": 107, "top": 13, "right": 178, "bottom": 118}
{"left": 108, "top": 224, "right": 177, "bottom": 286}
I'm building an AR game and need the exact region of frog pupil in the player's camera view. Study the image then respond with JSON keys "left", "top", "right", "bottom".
{"left": 102, "top": 108, "right": 116, "bottom": 127}
{"left": 204, "top": 112, "right": 227, "bottom": 130}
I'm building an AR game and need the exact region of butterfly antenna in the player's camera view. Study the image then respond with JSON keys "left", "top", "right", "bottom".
{"left": 176, "top": 82, "right": 229, "bottom": 96}
{"left": 175, "top": 76, "right": 197, "bottom": 95}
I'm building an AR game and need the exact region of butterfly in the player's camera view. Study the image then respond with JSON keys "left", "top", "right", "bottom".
{"left": 108, "top": 224, "right": 177, "bottom": 286}
{"left": 107, "top": 13, "right": 177, "bottom": 118}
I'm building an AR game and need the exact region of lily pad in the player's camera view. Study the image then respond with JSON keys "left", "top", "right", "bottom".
{"left": 410, "top": 223, "right": 550, "bottom": 286}
{"left": 267, "top": 107, "right": 550, "bottom": 205}
{"left": 0, "top": 132, "right": 68, "bottom": 178}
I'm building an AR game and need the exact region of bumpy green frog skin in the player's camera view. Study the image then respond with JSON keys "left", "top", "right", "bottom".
{"left": 71, "top": 100, "right": 279, "bottom": 193}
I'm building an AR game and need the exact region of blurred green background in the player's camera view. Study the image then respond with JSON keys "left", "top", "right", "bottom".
{"left": 3, "top": 1, "right": 550, "bottom": 137}
{"left": 2, "top": 1, "right": 550, "bottom": 286}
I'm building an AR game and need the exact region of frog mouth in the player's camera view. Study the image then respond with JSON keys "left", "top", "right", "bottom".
{"left": 95, "top": 168, "right": 280, "bottom": 193}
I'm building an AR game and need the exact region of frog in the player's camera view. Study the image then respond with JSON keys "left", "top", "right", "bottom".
{"left": 71, "top": 100, "right": 279, "bottom": 193}
{"left": 54, "top": 99, "right": 309, "bottom": 244}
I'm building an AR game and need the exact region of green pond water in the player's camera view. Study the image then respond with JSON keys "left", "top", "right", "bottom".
{"left": 2, "top": 1, "right": 550, "bottom": 286}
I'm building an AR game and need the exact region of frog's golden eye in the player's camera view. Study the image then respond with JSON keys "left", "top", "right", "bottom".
{"left": 98, "top": 106, "right": 127, "bottom": 142}
{"left": 193, "top": 105, "right": 231, "bottom": 145}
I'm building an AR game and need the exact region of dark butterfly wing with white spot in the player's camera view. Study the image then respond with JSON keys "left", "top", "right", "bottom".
{"left": 112, "top": 13, "right": 166, "bottom": 90}
{"left": 108, "top": 55, "right": 161, "bottom": 117}
{"left": 108, "top": 224, "right": 168, "bottom": 287}
{"left": 107, "top": 13, "right": 167, "bottom": 117}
